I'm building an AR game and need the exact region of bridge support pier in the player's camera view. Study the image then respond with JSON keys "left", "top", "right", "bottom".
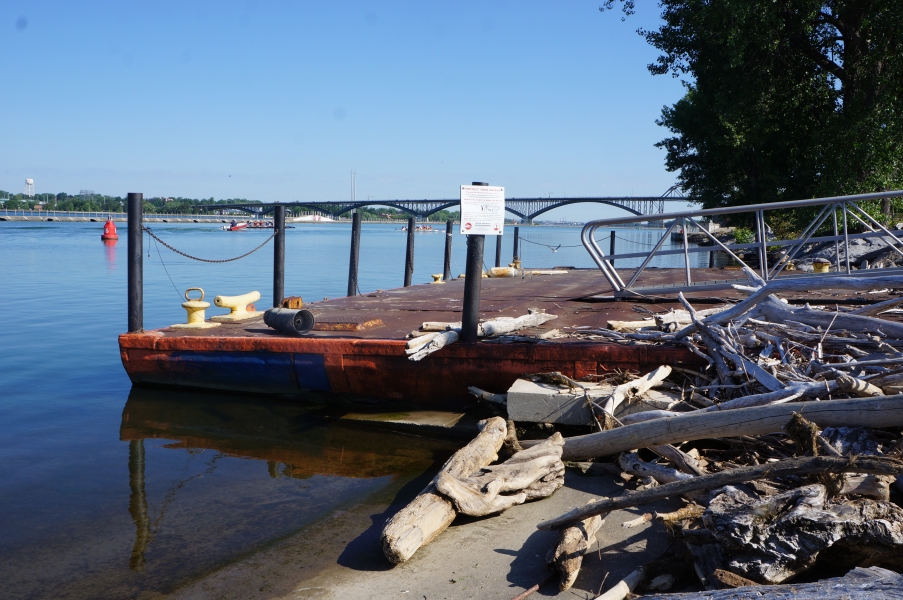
{"left": 520, "top": 217, "right": 533, "bottom": 225}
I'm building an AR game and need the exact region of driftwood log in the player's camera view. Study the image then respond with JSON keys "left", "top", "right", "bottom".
{"left": 524, "top": 396, "right": 903, "bottom": 462}
{"left": 381, "top": 417, "right": 507, "bottom": 563}
{"left": 435, "top": 433, "right": 564, "bottom": 516}
{"left": 546, "top": 506, "right": 603, "bottom": 591}
{"left": 537, "top": 455, "right": 903, "bottom": 531}
{"left": 638, "top": 566, "right": 903, "bottom": 599}
{"left": 705, "top": 484, "right": 903, "bottom": 583}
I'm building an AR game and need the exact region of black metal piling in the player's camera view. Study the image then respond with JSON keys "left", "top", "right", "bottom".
{"left": 127, "top": 192, "right": 143, "bottom": 332}
{"left": 273, "top": 205, "right": 285, "bottom": 307}
{"left": 443, "top": 219, "right": 453, "bottom": 281}
{"left": 610, "top": 230, "right": 616, "bottom": 268}
{"left": 513, "top": 226, "right": 520, "bottom": 263}
{"left": 461, "top": 182, "right": 489, "bottom": 343}
{"left": 495, "top": 234, "right": 502, "bottom": 267}
{"left": 404, "top": 216, "right": 415, "bottom": 286}
{"left": 347, "top": 211, "right": 361, "bottom": 296}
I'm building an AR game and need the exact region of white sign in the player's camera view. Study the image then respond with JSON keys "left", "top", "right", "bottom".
{"left": 459, "top": 185, "right": 505, "bottom": 235}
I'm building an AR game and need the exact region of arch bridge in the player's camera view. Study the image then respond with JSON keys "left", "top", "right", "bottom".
{"left": 201, "top": 187, "right": 692, "bottom": 221}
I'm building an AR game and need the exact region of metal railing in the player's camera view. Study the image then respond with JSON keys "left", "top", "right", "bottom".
{"left": 581, "top": 190, "right": 903, "bottom": 298}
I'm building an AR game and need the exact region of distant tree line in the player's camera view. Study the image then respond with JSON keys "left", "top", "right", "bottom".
{"left": 0, "top": 192, "right": 262, "bottom": 213}
{"left": 0, "top": 192, "right": 463, "bottom": 221}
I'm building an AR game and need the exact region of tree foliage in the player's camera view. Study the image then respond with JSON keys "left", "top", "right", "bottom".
{"left": 605, "top": 0, "right": 903, "bottom": 211}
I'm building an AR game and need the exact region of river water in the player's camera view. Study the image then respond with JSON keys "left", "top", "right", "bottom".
{"left": 0, "top": 220, "right": 703, "bottom": 599}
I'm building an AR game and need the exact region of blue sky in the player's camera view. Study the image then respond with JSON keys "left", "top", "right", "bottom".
{"left": 1, "top": 1, "right": 686, "bottom": 220}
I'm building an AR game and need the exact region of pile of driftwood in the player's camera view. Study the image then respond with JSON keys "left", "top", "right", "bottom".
{"left": 404, "top": 308, "right": 558, "bottom": 361}
{"left": 386, "top": 272, "right": 903, "bottom": 598}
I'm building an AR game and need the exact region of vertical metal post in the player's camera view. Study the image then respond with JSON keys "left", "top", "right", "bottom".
{"left": 273, "top": 205, "right": 285, "bottom": 307}
{"left": 512, "top": 226, "right": 520, "bottom": 262}
{"left": 609, "top": 231, "right": 616, "bottom": 268}
{"left": 756, "top": 210, "right": 767, "bottom": 280}
{"left": 462, "top": 182, "right": 488, "bottom": 344}
{"left": 495, "top": 234, "right": 502, "bottom": 268}
{"left": 404, "top": 216, "right": 415, "bottom": 286}
{"left": 462, "top": 235, "right": 485, "bottom": 343}
{"left": 128, "top": 439, "right": 150, "bottom": 571}
{"left": 127, "top": 192, "right": 143, "bottom": 332}
{"left": 681, "top": 217, "right": 691, "bottom": 285}
{"left": 443, "top": 220, "right": 453, "bottom": 281}
{"left": 833, "top": 206, "right": 841, "bottom": 272}
{"left": 347, "top": 211, "right": 361, "bottom": 296}
{"left": 842, "top": 202, "right": 851, "bottom": 273}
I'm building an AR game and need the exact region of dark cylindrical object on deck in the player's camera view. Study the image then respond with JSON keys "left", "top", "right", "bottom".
{"left": 127, "top": 192, "right": 143, "bottom": 332}
{"left": 443, "top": 219, "right": 453, "bottom": 281}
{"left": 513, "top": 226, "right": 520, "bottom": 262}
{"left": 609, "top": 230, "right": 616, "bottom": 268}
{"left": 347, "top": 211, "right": 361, "bottom": 296}
{"left": 495, "top": 234, "right": 502, "bottom": 267}
{"left": 462, "top": 234, "right": 485, "bottom": 343}
{"left": 404, "top": 216, "right": 415, "bottom": 286}
{"left": 461, "top": 181, "right": 489, "bottom": 344}
{"left": 264, "top": 307, "right": 316, "bottom": 334}
{"left": 273, "top": 205, "right": 286, "bottom": 307}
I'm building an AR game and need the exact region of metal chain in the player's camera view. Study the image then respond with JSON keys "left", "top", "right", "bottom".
{"left": 143, "top": 226, "right": 276, "bottom": 263}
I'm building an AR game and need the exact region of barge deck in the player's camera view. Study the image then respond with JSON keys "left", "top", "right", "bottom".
{"left": 119, "top": 268, "right": 892, "bottom": 408}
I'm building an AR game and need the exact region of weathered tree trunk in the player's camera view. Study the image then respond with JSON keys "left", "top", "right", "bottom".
{"left": 381, "top": 417, "right": 507, "bottom": 563}
{"left": 704, "top": 484, "right": 903, "bottom": 583}
{"left": 434, "top": 433, "right": 564, "bottom": 517}
{"left": 537, "top": 396, "right": 903, "bottom": 462}
{"left": 547, "top": 509, "right": 603, "bottom": 591}
{"left": 537, "top": 455, "right": 903, "bottom": 531}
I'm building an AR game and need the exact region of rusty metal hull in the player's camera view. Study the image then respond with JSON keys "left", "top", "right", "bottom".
{"left": 119, "top": 331, "right": 698, "bottom": 408}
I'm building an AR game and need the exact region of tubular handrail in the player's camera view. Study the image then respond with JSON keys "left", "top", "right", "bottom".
{"left": 581, "top": 190, "right": 903, "bottom": 297}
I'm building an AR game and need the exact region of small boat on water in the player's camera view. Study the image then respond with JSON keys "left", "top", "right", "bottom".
{"left": 222, "top": 220, "right": 293, "bottom": 231}
{"left": 223, "top": 221, "right": 249, "bottom": 231}
{"left": 401, "top": 225, "right": 439, "bottom": 232}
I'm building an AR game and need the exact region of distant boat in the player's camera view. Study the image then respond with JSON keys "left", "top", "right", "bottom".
{"left": 401, "top": 225, "right": 438, "bottom": 232}
{"left": 223, "top": 222, "right": 248, "bottom": 231}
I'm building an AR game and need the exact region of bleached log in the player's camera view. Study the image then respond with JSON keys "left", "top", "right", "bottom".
{"left": 836, "top": 374, "right": 883, "bottom": 397}
{"left": 756, "top": 294, "right": 903, "bottom": 338}
{"left": 674, "top": 274, "right": 903, "bottom": 339}
{"left": 618, "top": 452, "right": 695, "bottom": 484}
{"left": 851, "top": 295, "right": 903, "bottom": 316}
{"left": 408, "top": 330, "right": 459, "bottom": 361}
{"left": 607, "top": 319, "right": 655, "bottom": 332}
{"left": 619, "top": 409, "right": 683, "bottom": 424}
{"left": 540, "top": 395, "right": 903, "bottom": 462}
{"left": 467, "top": 386, "right": 507, "bottom": 406}
{"left": 839, "top": 473, "right": 894, "bottom": 500}
{"left": 434, "top": 433, "right": 564, "bottom": 517}
{"left": 405, "top": 331, "right": 441, "bottom": 352}
{"left": 547, "top": 506, "right": 603, "bottom": 591}
{"left": 650, "top": 444, "right": 707, "bottom": 476}
{"left": 594, "top": 566, "right": 645, "bottom": 600}
{"left": 480, "top": 312, "right": 557, "bottom": 336}
{"left": 421, "top": 321, "right": 461, "bottom": 331}
{"left": 381, "top": 417, "right": 507, "bottom": 563}
{"left": 537, "top": 455, "right": 903, "bottom": 531}
{"left": 601, "top": 366, "right": 672, "bottom": 417}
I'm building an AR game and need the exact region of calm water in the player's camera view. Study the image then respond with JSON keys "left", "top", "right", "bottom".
{"left": 0, "top": 220, "right": 702, "bottom": 599}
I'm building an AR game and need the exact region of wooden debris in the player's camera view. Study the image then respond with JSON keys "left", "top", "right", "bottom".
{"left": 435, "top": 433, "right": 564, "bottom": 517}
{"left": 546, "top": 505, "right": 603, "bottom": 591}
{"left": 640, "top": 566, "right": 903, "bottom": 599}
{"left": 381, "top": 417, "right": 507, "bottom": 563}
{"left": 540, "top": 396, "right": 903, "bottom": 461}
{"left": 537, "top": 455, "right": 903, "bottom": 530}
{"left": 704, "top": 483, "right": 903, "bottom": 583}
{"left": 711, "top": 569, "right": 759, "bottom": 588}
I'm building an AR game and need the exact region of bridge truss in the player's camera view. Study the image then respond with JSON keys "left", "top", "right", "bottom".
{"left": 201, "top": 188, "right": 692, "bottom": 220}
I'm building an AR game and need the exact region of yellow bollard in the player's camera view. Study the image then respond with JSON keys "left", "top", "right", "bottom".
{"left": 170, "top": 288, "right": 221, "bottom": 330}
{"left": 210, "top": 290, "right": 263, "bottom": 323}
{"left": 429, "top": 274, "right": 445, "bottom": 284}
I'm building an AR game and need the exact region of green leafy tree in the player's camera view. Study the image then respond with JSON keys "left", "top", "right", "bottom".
{"left": 604, "top": 0, "right": 903, "bottom": 218}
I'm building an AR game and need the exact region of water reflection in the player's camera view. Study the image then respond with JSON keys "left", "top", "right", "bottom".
{"left": 118, "top": 387, "right": 458, "bottom": 583}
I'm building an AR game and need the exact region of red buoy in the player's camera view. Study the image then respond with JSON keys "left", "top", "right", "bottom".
{"left": 101, "top": 218, "right": 119, "bottom": 241}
